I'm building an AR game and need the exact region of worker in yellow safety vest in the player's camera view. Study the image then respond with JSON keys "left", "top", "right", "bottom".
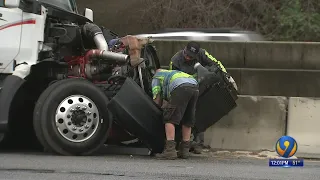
{"left": 169, "top": 41, "right": 230, "bottom": 154}
{"left": 152, "top": 69, "right": 199, "bottom": 160}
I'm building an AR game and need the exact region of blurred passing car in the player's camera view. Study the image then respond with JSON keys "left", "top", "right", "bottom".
{"left": 135, "top": 28, "right": 265, "bottom": 42}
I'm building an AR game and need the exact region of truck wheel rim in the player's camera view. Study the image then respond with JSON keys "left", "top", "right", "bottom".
{"left": 55, "top": 95, "right": 100, "bottom": 143}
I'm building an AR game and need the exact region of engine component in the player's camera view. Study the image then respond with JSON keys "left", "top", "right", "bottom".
{"left": 68, "top": 64, "right": 108, "bottom": 79}
{"left": 109, "top": 39, "right": 125, "bottom": 52}
{"left": 84, "top": 49, "right": 129, "bottom": 64}
{"left": 47, "top": 23, "right": 83, "bottom": 57}
{"left": 82, "top": 23, "right": 108, "bottom": 51}
{"left": 112, "top": 66, "right": 122, "bottom": 76}
{"left": 65, "top": 49, "right": 129, "bottom": 78}
{"left": 84, "top": 64, "right": 103, "bottom": 79}
{"left": 101, "top": 27, "right": 119, "bottom": 43}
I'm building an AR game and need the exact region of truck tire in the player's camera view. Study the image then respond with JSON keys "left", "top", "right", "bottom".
{"left": 142, "top": 45, "right": 160, "bottom": 75}
{"left": 33, "top": 78, "right": 112, "bottom": 156}
{"left": 140, "top": 45, "right": 161, "bottom": 96}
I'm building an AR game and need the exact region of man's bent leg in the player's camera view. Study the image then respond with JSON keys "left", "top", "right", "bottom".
{"left": 178, "top": 86, "right": 199, "bottom": 159}
{"left": 196, "top": 131, "right": 205, "bottom": 147}
{"left": 155, "top": 117, "right": 178, "bottom": 160}
{"left": 192, "top": 130, "right": 204, "bottom": 154}
{"left": 155, "top": 122, "right": 178, "bottom": 160}
{"left": 165, "top": 123, "right": 175, "bottom": 140}
{"left": 155, "top": 93, "right": 183, "bottom": 160}
{"left": 156, "top": 123, "right": 178, "bottom": 160}
{"left": 156, "top": 123, "right": 177, "bottom": 159}
{"left": 157, "top": 86, "right": 191, "bottom": 160}
{"left": 177, "top": 125, "right": 192, "bottom": 159}
{"left": 182, "top": 125, "right": 192, "bottom": 142}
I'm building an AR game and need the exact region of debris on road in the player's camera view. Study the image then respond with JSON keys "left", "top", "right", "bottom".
{"left": 192, "top": 149, "right": 301, "bottom": 160}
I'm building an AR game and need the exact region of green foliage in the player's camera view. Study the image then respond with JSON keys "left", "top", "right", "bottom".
{"left": 139, "top": 0, "right": 320, "bottom": 41}
{"left": 276, "top": 0, "right": 320, "bottom": 41}
{"left": 77, "top": 0, "right": 320, "bottom": 41}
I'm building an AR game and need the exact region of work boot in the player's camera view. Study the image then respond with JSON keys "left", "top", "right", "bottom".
{"left": 155, "top": 140, "right": 177, "bottom": 160}
{"left": 191, "top": 131, "right": 204, "bottom": 154}
{"left": 178, "top": 141, "right": 191, "bottom": 159}
{"left": 192, "top": 143, "right": 203, "bottom": 154}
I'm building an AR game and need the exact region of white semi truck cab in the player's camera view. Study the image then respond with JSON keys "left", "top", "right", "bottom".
{"left": 1, "top": 0, "right": 44, "bottom": 75}
{"left": 0, "top": 0, "right": 168, "bottom": 156}
{"left": 0, "top": 0, "right": 237, "bottom": 156}
{"left": 0, "top": 0, "right": 93, "bottom": 75}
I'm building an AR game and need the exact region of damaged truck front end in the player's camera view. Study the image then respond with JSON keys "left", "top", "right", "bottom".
{"left": 0, "top": 0, "right": 163, "bottom": 155}
{"left": 0, "top": 0, "right": 238, "bottom": 156}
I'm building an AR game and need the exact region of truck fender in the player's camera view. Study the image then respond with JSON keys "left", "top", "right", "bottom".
{"left": 0, "top": 75, "right": 25, "bottom": 132}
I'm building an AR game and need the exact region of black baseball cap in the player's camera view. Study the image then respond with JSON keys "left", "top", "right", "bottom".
{"left": 184, "top": 41, "right": 200, "bottom": 58}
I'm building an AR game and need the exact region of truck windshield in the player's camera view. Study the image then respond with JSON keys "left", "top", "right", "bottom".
{"left": 0, "top": 0, "right": 4, "bottom": 7}
{"left": 39, "top": 0, "right": 77, "bottom": 13}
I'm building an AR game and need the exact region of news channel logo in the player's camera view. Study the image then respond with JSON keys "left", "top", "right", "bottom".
{"left": 269, "top": 136, "right": 304, "bottom": 167}
{"left": 276, "top": 135, "right": 297, "bottom": 158}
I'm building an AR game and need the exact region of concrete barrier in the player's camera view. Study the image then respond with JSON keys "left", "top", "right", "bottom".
{"left": 153, "top": 40, "right": 320, "bottom": 70}
{"left": 204, "top": 95, "right": 287, "bottom": 151}
{"left": 161, "top": 66, "right": 320, "bottom": 97}
{"left": 245, "top": 42, "right": 302, "bottom": 69}
{"left": 228, "top": 68, "right": 320, "bottom": 97}
{"left": 287, "top": 97, "right": 320, "bottom": 158}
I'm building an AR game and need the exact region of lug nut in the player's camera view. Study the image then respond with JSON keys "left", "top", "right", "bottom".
{"left": 70, "top": 108, "right": 75, "bottom": 112}
{"left": 86, "top": 111, "right": 91, "bottom": 115}
{"left": 72, "top": 126, "right": 77, "bottom": 130}
{"left": 85, "top": 125, "right": 89, "bottom": 129}
{"left": 76, "top": 105, "right": 80, "bottom": 109}
{"left": 79, "top": 128, "right": 84, "bottom": 132}
{"left": 82, "top": 106, "right": 87, "bottom": 110}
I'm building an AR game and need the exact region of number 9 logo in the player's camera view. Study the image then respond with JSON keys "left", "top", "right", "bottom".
{"left": 276, "top": 136, "right": 298, "bottom": 158}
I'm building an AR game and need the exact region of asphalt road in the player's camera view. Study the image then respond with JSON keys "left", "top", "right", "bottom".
{"left": 0, "top": 150, "right": 319, "bottom": 180}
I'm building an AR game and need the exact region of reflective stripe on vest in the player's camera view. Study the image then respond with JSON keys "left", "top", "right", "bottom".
{"left": 204, "top": 49, "right": 227, "bottom": 73}
{"left": 153, "top": 70, "right": 193, "bottom": 99}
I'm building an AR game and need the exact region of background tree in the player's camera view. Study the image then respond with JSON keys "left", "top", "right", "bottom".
{"left": 78, "top": 0, "right": 320, "bottom": 41}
